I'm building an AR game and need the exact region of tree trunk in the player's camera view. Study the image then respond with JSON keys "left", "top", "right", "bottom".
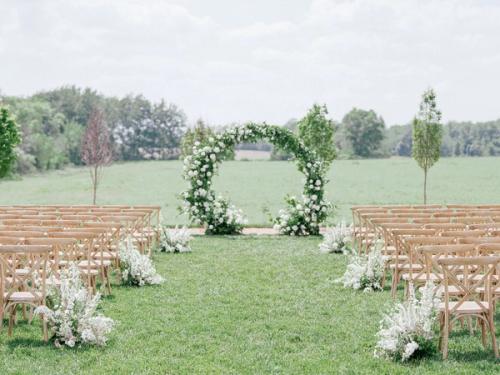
{"left": 423, "top": 168, "right": 427, "bottom": 205}
{"left": 92, "top": 165, "right": 98, "bottom": 205}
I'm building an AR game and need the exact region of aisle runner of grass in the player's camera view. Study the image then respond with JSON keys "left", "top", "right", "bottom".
{"left": 1, "top": 237, "right": 498, "bottom": 374}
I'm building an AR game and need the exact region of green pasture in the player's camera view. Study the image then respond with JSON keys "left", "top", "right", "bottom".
{"left": 1, "top": 237, "right": 498, "bottom": 374}
{"left": 1, "top": 157, "right": 499, "bottom": 226}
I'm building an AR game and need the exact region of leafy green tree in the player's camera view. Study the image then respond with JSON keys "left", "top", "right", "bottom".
{"left": 0, "top": 107, "right": 21, "bottom": 178}
{"left": 297, "top": 104, "right": 336, "bottom": 167}
{"left": 412, "top": 88, "right": 443, "bottom": 204}
{"left": 342, "top": 108, "right": 385, "bottom": 158}
{"left": 180, "top": 119, "right": 234, "bottom": 160}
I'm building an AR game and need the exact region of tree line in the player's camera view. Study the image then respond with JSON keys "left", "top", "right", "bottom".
{"left": 0, "top": 86, "right": 187, "bottom": 174}
{"left": 1, "top": 85, "right": 499, "bottom": 178}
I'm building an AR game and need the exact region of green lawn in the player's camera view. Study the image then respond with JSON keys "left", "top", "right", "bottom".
{"left": 1, "top": 237, "right": 498, "bottom": 374}
{"left": 1, "top": 157, "right": 499, "bottom": 226}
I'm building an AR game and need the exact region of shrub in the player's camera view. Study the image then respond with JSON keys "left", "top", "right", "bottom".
{"left": 319, "top": 221, "right": 353, "bottom": 253}
{"left": 35, "top": 263, "right": 114, "bottom": 347}
{"left": 160, "top": 226, "right": 193, "bottom": 253}
{"left": 336, "top": 240, "right": 387, "bottom": 291}
{"left": 119, "top": 238, "right": 164, "bottom": 286}
{"left": 374, "top": 282, "right": 441, "bottom": 361}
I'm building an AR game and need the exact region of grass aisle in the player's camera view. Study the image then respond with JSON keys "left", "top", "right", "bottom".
{"left": 1, "top": 237, "right": 499, "bottom": 374}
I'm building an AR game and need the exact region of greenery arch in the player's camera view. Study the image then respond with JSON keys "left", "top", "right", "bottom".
{"left": 181, "top": 123, "right": 331, "bottom": 235}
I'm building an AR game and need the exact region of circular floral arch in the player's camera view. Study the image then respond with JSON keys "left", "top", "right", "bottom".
{"left": 181, "top": 123, "right": 331, "bottom": 235}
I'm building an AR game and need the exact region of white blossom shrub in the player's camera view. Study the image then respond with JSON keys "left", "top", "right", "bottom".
{"left": 374, "top": 282, "right": 441, "bottom": 361}
{"left": 35, "top": 263, "right": 114, "bottom": 348}
{"left": 336, "top": 240, "right": 387, "bottom": 291}
{"left": 181, "top": 123, "right": 331, "bottom": 235}
{"left": 119, "top": 237, "right": 164, "bottom": 286}
{"left": 319, "top": 221, "right": 353, "bottom": 253}
{"left": 160, "top": 226, "right": 193, "bottom": 253}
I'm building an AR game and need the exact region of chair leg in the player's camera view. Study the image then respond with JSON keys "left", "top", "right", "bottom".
{"left": 480, "top": 319, "right": 487, "bottom": 348}
{"left": 488, "top": 313, "right": 499, "bottom": 358}
{"left": 42, "top": 317, "right": 48, "bottom": 342}
{"left": 442, "top": 313, "right": 449, "bottom": 359}
{"left": 8, "top": 304, "right": 17, "bottom": 337}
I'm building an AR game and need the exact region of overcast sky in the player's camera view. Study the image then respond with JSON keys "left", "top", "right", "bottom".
{"left": 1, "top": 0, "right": 499, "bottom": 126}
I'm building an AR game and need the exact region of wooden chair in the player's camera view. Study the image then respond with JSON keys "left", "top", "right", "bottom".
{"left": 438, "top": 256, "right": 500, "bottom": 359}
{"left": 0, "top": 245, "right": 51, "bottom": 341}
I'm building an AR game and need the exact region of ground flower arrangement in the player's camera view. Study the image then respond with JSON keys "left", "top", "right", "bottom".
{"left": 319, "top": 221, "right": 353, "bottom": 253}
{"left": 160, "top": 226, "right": 193, "bottom": 253}
{"left": 35, "top": 263, "right": 114, "bottom": 348}
{"left": 119, "top": 237, "right": 164, "bottom": 286}
{"left": 374, "top": 282, "right": 441, "bottom": 361}
{"left": 336, "top": 240, "right": 387, "bottom": 291}
{"left": 181, "top": 122, "right": 331, "bottom": 235}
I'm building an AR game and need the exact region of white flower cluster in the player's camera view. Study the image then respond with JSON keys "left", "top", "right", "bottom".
{"left": 35, "top": 263, "right": 114, "bottom": 348}
{"left": 319, "top": 221, "right": 353, "bottom": 253}
{"left": 119, "top": 238, "right": 164, "bottom": 286}
{"left": 160, "top": 226, "right": 193, "bottom": 253}
{"left": 374, "top": 282, "right": 441, "bottom": 361}
{"left": 336, "top": 240, "right": 387, "bottom": 291}
{"left": 181, "top": 123, "right": 330, "bottom": 235}
{"left": 273, "top": 194, "right": 330, "bottom": 236}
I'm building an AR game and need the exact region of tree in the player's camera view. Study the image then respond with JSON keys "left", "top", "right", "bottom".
{"left": 180, "top": 119, "right": 234, "bottom": 160}
{"left": 412, "top": 88, "right": 443, "bottom": 204}
{"left": 0, "top": 107, "right": 21, "bottom": 178}
{"left": 81, "top": 108, "right": 112, "bottom": 204}
{"left": 297, "top": 104, "right": 336, "bottom": 167}
{"left": 342, "top": 108, "right": 385, "bottom": 158}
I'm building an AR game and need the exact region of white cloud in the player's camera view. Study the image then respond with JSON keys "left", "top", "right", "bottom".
{"left": 1, "top": 0, "right": 500, "bottom": 125}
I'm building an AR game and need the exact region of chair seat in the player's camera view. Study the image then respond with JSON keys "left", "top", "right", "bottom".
{"left": 79, "top": 259, "right": 112, "bottom": 267}
{"left": 92, "top": 251, "right": 117, "bottom": 261}
{"left": 78, "top": 268, "right": 99, "bottom": 276}
{"left": 389, "top": 263, "right": 423, "bottom": 270}
{"left": 402, "top": 273, "right": 442, "bottom": 282}
{"left": 4, "top": 291, "right": 42, "bottom": 302}
{"left": 439, "top": 301, "right": 490, "bottom": 314}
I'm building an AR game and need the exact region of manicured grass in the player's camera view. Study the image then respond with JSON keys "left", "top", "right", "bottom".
{"left": 1, "top": 237, "right": 498, "bottom": 374}
{"left": 1, "top": 157, "right": 499, "bottom": 226}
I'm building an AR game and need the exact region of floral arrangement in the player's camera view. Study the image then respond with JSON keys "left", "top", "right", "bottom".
{"left": 160, "top": 226, "right": 193, "bottom": 253}
{"left": 374, "top": 282, "right": 441, "bottom": 361}
{"left": 181, "top": 123, "right": 331, "bottom": 235}
{"left": 119, "top": 237, "right": 164, "bottom": 286}
{"left": 35, "top": 263, "right": 114, "bottom": 348}
{"left": 336, "top": 240, "right": 387, "bottom": 291}
{"left": 319, "top": 220, "right": 353, "bottom": 253}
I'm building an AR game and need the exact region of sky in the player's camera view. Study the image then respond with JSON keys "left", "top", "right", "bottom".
{"left": 1, "top": 0, "right": 500, "bottom": 126}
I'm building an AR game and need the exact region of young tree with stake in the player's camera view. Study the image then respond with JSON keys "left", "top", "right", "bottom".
{"left": 412, "top": 88, "right": 443, "bottom": 204}
{"left": 81, "top": 108, "right": 112, "bottom": 204}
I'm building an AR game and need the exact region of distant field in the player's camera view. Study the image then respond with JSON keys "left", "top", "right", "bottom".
{"left": 1, "top": 157, "right": 499, "bottom": 225}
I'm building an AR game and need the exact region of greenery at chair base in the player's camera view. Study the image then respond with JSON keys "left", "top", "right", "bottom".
{"left": 181, "top": 122, "right": 332, "bottom": 235}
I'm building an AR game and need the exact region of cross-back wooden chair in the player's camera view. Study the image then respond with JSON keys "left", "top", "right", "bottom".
{"left": 438, "top": 256, "right": 500, "bottom": 359}
{"left": 399, "top": 236, "right": 457, "bottom": 294}
{"left": 0, "top": 244, "right": 52, "bottom": 340}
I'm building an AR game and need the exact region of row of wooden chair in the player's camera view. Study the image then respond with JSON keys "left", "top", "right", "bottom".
{"left": 351, "top": 204, "right": 500, "bottom": 359}
{"left": 0, "top": 205, "right": 162, "bottom": 341}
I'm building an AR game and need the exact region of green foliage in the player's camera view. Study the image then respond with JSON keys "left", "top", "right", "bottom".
{"left": 342, "top": 108, "right": 386, "bottom": 158}
{"left": 412, "top": 89, "right": 443, "bottom": 171}
{"left": 0, "top": 107, "right": 21, "bottom": 178}
{"left": 180, "top": 119, "right": 234, "bottom": 160}
{"left": 297, "top": 104, "right": 336, "bottom": 167}
{"left": 270, "top": 118, "right": 298, "bottom": 161}
{"left": 412, "top": 89, "right": 443, "bottom": 203}
{"left": 182, "top": 123, "right": 331, "bottom": 235}
{"left": 1, "top": 87, "right": 188, "bottom": 174}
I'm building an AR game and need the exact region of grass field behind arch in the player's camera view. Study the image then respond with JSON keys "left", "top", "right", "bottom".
{"left": 1, "top": 157, "right": 499, "bottom": 225}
